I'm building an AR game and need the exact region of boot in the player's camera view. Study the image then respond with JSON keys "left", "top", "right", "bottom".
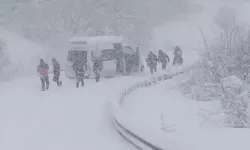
{"left": 41, "top": 87, "right": 45, "bottom": 91}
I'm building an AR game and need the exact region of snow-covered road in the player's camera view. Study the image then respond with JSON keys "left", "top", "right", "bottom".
{"left": 0, "top": 74, "right": 148, "bottom": 150}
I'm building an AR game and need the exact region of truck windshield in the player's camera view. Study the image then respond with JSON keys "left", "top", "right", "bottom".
{"left": 68, "top": 50, "right": 87, "bottom": 62}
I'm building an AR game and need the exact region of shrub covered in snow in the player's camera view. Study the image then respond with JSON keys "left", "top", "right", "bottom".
{"left": 178, "top": 71, "right": 250, "bottom": 127}
{"left": 177, "top": 67, "right": 223, "bottom": 101}
{"left": 175, "top": 6, "right": 250, "bottom": 128}
{"left": 219, "top": 76, "right": 249, "bottom": 128}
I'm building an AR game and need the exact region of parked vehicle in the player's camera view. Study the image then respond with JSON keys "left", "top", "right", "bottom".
{"left": 65, "top": 36, "right": 143, "bottom": 79}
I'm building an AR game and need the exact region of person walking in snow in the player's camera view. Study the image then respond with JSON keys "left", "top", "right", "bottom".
{"left": 173, "top": 46, "right": 183, "bottom": 66}
{"left": 37, "top": 59, "right": 49, "bottom": 91}
{"left": 52, "top": 58, "right": 62, "bottom": 86}
{"left": 93, "top": 59, "right": 102, "bottom": 82}
{"left": 140, "top": 65, "right": 144, "bottom": 72}
{"left": 158, "top": 49, "right": 170, "bottom": 70}
{"left": 73, "top": 57, "right": 86, "bottom": 88}
{"left": 146, "top": 51, "right": 158, "bottom": 75}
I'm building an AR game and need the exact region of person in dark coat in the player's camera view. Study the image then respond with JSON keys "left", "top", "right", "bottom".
{"left": 146, "top": 51, "right": 158, "bottom": 74}
{"left": 158, "top": 50, "right": 170, "bottom": 70}
{"left": 140, "top": 65, "right": 144, "bottom": 72}
{"left": 37, "top": 59, "right": 49, "bottom": 91}
{"left": 73, "top": 58, "right": 85, "bottom": 88}
{"left": 173, "top": 46, "right": 183, "bottom": 65}
{"left": 52, "top": 58, "right": 62, "bottom": 86}
{"left": 93, "top": 59, "right": 102, "bottom": 82}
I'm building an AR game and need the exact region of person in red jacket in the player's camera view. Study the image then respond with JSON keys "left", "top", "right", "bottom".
{"left": 37, "top": 59, "right": 49, "bottom": 91}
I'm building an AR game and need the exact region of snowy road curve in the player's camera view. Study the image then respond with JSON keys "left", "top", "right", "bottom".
{"left": 0, "top": 74, "right": 148, "bottom": 150}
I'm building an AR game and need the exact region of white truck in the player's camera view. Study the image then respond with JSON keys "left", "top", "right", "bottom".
{"left": 65, "top": 36, "right": 143, "bottom": 79}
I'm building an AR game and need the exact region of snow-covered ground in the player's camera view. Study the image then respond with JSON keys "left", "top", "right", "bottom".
{"left": 0, "top": 30, "right": 153, "bottom": 149}
{"left": 2, "top": 1, "right": 250, "bottom": 150}
{"left": 119, "top": 74, "right": 250, "bottom": 150}
{"left": 0, "top": 72, "right": 152, "bottom": 150}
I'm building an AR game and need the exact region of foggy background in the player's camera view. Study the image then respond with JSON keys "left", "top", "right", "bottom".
{"left": 0, "top": 0, "right": 249, "bottom": 80}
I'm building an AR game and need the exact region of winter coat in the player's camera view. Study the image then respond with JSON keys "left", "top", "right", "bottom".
{"left": 53, "top": 61, "right": 60, "bottom": 73}
{"left": 146, "top": 52, "right": 158, "bottom": 66}
{"left": 174, "top": 46, "right": 183, "bottom": 57}
{"left": 173, "top": 55, "right": 183, "bottom": 65}
{"left": 37, "top": 63, "right": 49, "bottom": 78}
{"left": 158, "top": 50, "right": 170, "bottom": 64}
{"left": 73, "top": 61, "right": 85, "bottom": 77}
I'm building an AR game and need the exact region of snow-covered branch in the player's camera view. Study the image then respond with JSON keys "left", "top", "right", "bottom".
{"left": 7, "top": 0, "right": 199, "bottom": 49}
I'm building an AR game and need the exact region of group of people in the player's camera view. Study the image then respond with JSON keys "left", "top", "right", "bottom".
{"left": 37, "top": 58, "right": 62, "bottom": 91}
{"left": 72, "top": 57, "right": 102, "bottom": 88}
{"left": 36, "top": 46, "right": 183, "bottom": 90}
{"left": 37, "top": 57, "right": 102, "bottom": 91}
{"left": 146, "top": 46, "right": 183, "bottom": 74}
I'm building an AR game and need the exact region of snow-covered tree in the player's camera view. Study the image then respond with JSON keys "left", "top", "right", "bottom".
{"left": 7, "top": 0, "right": 200, "bottom": 50}
{"left": 202, "top": 6, "right": 250, "bottom": 82}
{"left": 176, "top": 6, "right": 250, "bottom": 128}
{"left": 197, "top": 7, "right": 250, "bottom": 127}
